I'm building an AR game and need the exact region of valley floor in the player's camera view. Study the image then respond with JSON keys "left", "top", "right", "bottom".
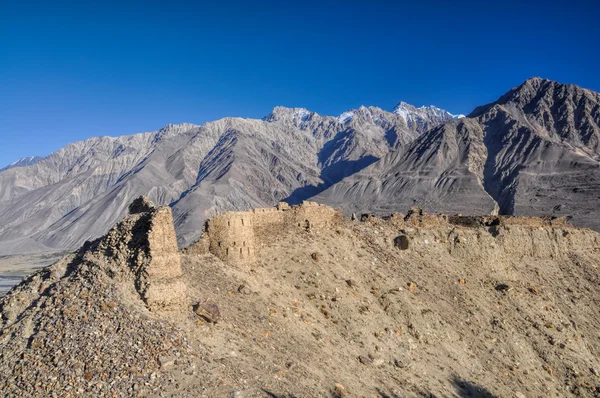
{"left": 0, "top": 252, "right": 66, "bottom": 296}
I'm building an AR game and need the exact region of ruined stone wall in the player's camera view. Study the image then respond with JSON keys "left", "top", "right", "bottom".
{"left": 144, "top": 206, "right": 188, "bottom": 313}
{"left": 252, "top": 207, "right": 287, "bottom": 244}
{"left": 293, "top": 201, "right": 343, "bottom": 231}
{"left": 203, "top": 211, "right": 257, "bottom": 268}
{"left": 378, "top": 208, "right": 596, "bottom": 264}
{"left": 90, "top": 197, "right": 188, "bottom": 315}
{"left": 189, "top": 201, "right": 342, "bottom": 267}
{"left": 391, "top": 208, "right": 571, "bottom": 230}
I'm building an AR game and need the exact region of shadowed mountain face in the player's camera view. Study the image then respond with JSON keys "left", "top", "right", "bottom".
{"left": 317, "top": 78, "right": 600, "bottom": 230}
{"left": 317, "top": 119, "right": 498, "bottom": 216}
{"left": 0, "top": 106, "right": 432, "bottom": 254}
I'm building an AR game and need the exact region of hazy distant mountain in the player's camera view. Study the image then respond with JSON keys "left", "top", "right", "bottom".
{"left": 317, "top": 78, "right": 600, "bottom": 230}
{"left": 0, "top": 156, "right": 44, "bottom": 172}
{"left": 0, "top": 102, "right": 450, "bottom": 254}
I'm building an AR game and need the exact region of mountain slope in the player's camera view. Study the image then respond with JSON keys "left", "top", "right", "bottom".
{"left": 317, "top": 78, "right": 600, "bottom": 230}
{"left": 318, "top": 118, "right": 498, "bottom": 215}
{"left": 0, "top": 103, "right": 444, "bottom": 254}
{"left": 0, "top": 156, "right": 44, "bottom": 172}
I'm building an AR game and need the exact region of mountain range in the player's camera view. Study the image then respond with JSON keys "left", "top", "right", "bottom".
{"left": 1, "top": 77, "right": 598, "bottom": 255}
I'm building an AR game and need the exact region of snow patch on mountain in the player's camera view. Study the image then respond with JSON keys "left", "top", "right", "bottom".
{"left": 392, "top": 101, "right": 463, "bottom": 131}
{"left": 338, "top": 111, "right": 355, "bottom": 124}
{"left": 1, "top": 156, "right": 44, "bottom": 171}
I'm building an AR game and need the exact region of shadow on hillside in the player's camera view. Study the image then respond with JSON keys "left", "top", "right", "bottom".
{"left": 284, "top": 129, "right": 382, "bottom": 204}
{"left": 450, "top": 375, "right": 497, "bottom": 397}
{"left": 284, "top": 156, "right": 378, "bottom": 205}
{"left": 263, "top": 375, "right": 497, "bottom": 398}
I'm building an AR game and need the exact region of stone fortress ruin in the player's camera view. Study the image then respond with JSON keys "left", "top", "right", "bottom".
{"left": 36, "top": 195, "right": 580, "bottom": 322}
{"left": 185, "top": 201, "right": 582, "bottom": 268}
{"left": 89, "top": 196, "right": 189, "bottom": 315}
{"left": 186, "top": 201, "right": 343, "bottom": 267}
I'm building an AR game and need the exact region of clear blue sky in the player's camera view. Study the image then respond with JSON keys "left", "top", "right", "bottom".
{"left": 1, "top": 0, "right": 599, "bottom": 167}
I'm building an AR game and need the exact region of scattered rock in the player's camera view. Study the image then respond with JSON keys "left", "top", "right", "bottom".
{"left": 346, "top": 279, "right": 356, "bottom": 288}
{"left": 159, "top": 356, "right": 176, "bottom": 369}
{"left": 237, "top": 284, "right": 251, "bottom": 295}
{"left": 591, "top": 367, "right": 600, "bottom": 376}
{"left": 394, "top": 359, "right": 411, "bottom": 369}
{"left": 334, "top": 383, "right": 348, "bottom": 397}
{"left": 528, "top": 287, "right": 539, "bottom": 295}
{"left": 393, "top": 234, "right": 410, "bottom": 250}
{"left": 407, "top": 282, "right": 417, "bottom": 292}
{"left": 193, "top": 300, "right": 221, "bottom": 323}
{"left": 495, "top": 283, "right": 511, "bottom": 292}
{"left": 359, "top": 355, "right": 372, "bottom": 365}
{"left": 311, "top": 252, "right": 322, "bottom": 261}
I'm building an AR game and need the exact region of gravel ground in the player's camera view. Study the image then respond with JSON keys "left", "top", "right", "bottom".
{"left": 1, "top": 210, "right": 600, "bottom": 397}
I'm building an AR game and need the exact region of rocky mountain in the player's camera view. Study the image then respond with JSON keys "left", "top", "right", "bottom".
{"left": 0, "top": 103, "right": 446, "bottom": 255}
{"left": 2, "top": 78, "right": 598, "bottom": 255}
{"left": 317, "top": 78, "right": 600, "bottom": 231}
{"left": 393, "top": 101, "right": 464, "bottom": 131}
{"left": 0, "top": 156, "right": 44, "bottom": 172}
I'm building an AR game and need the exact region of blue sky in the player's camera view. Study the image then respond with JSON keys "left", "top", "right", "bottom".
{"left": 1, "top": 0, "right": 599, "bottom": 166}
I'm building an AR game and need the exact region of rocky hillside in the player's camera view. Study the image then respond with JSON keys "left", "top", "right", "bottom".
{"left": 318, "top": 78, "right": 600, "bottom": 230}
{"left": 0, "top": 103, "right": 441, "bottom": 255}
{"left": 1, "top": 199, "right": 599, "bottom": 397}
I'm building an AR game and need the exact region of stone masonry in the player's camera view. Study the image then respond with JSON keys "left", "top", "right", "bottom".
{"left": 188, "top": 201, "right": 342, "bottom": 267}
{"left": 93, "top": 197, "right": 188, "bottom": 314}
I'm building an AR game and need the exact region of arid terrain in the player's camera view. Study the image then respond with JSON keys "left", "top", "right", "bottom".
{"left": 1, "top": 78, "right": 599, "bottom": 257}
{"left": 1, "top": 198, "right": 599, "bottom": 397}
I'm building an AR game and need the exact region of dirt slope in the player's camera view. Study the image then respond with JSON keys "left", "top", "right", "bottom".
{"left": 1, "top": 200, "right": 600, "bottom": 397}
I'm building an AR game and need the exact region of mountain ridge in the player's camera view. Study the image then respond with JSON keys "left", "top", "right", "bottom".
{"left": 316, "top": 78, "right": 600, "bottom": 230}
{"left": 0, "top": 100, "right": 448, "bottom": 254}
{"left": 2, "top": 79, "right": 599, "bottom": 255}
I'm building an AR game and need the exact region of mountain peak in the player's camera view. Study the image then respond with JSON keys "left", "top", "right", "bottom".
{"left": 469, "top": 76, "right": 599, "bottom": 120}
{"left": 1, "top": 156, "right": 44, "bottom": 171}
{"left": 392, "top": 101, "right": 460, "bottom": 131}
{"left": 263, "top": 106, "right": 315, "bottom": 122}
{"left": 524, "top": 76, "right": 547, "bottom": 84}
